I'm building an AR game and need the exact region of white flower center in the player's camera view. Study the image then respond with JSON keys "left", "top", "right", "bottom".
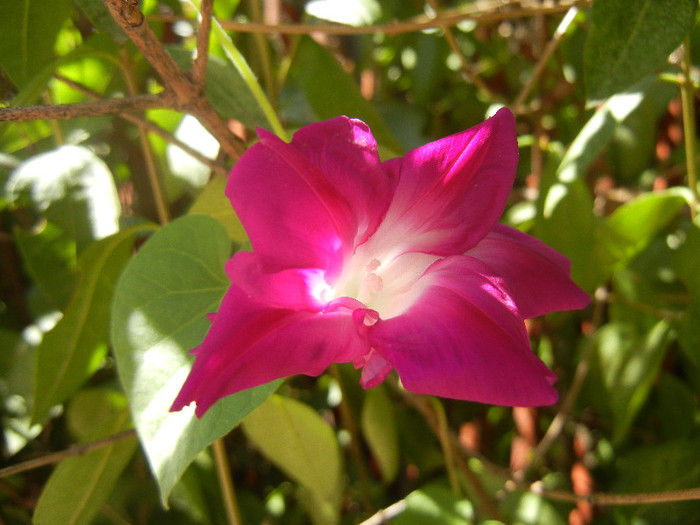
{"left": 327, "top": 237, "right": 441, "bottom": 319}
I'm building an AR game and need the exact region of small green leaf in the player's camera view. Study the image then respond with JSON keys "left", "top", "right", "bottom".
{"left": 597, "top": 190, "right": 687, "bottom": 272}
{"left": 242, "top": 394, "right": 343, "bottom": 525}
{"left": 294, "top": 37, "right": 403, "bottom": 154}
{"left": 392, "top": 483, "right": 474, "bottom": 525}
{"left": 111, "top": 215, "right": 278, "bottom": 504}
{"left": 33, "top": 389, "right": 137, "bottom": 525}
{"left": 361, "top": 384, "right": 399, "bottom": 482}
{"left": 0, "top": 0, "right": 72, "bottom": 88}
{"left": 188, "top": 176, "right": 249, "bottom": 246}
{"left": 32, "top": 224, "right": 156, "bottom": 423}
{"left": 584, "top": 0, "right": 697, "bottom": 102}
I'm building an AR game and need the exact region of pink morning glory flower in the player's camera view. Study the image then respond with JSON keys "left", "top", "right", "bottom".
{"left": 171, "top": 108, "right": 589, "bottom": 418}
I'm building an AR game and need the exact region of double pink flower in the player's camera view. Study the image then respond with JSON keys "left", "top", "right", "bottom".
{"left": 172, "top": 108, "right": 589, "bottom": 418}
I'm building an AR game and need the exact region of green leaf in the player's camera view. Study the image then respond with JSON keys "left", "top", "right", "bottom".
{"left": 32, "top": 224, "right": 156, "bottom": 423}
{"left": 188, "top": 176, "right": 249, "bottom": 246}
{"left": 595, "top": 320, "right": 673, "bottom": 443}
{"left": 657, "top": 373, "right": 698, "bottom": 440}
{"left": 242, "top": 394, "right": 343, "bottom": 525}
{"left": 536, "top": 91, "right": 649, "bottom": 291}
{"left": 167, "top": 47, "right": 269, "bottom": 131}
{"left": 392, "top": 483, "right": 474, "bottom": 525}
{"left": 597, "top": 190, "right": 687, "bottom": 272}
{"left": 294, "top": 37, "right": 403, "bottom": 154}
{"left": 164, "top": 115, "right": 219, "bottom": 200}
{"left": 72, "top": 0, "right": 126, "bottom": 43}
{"left": 0, "top": 0, "right": 72, "bottom": 88}
{"left": 13, "top": 221, "right": 77, "bottom": 310}
{"left": 361, "top": 384, "right": 399, "bottom": 482}
{"left": 584, "top": 0, "right": 697, "bottom": 102}
{"left": 6, "top": 145, "right": 122, "bottom": 253}
{"left": 110, "top": 215, "right": 278, "bottom": 505}
{"left": 33, "top": 389, "right": 138, "bottom": 525}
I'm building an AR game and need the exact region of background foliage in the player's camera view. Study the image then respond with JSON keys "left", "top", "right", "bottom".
{"left": 1, "top": 1, "right": 700, "bottom": 524}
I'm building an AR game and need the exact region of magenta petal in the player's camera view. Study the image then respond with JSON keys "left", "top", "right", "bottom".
{"left": 171, "top": 286, "right": 370, "bottom": 417}
{"left": 225, "top": 252, "right": 328, "bottom": 311}
{"left": 375, "top": 108, "right": 518, "bottom": 255}
{"left": 227, "top": 118, "right": 391, "bottom": 279}
{"left": 369, "top": 256, "right": 558, "bottom": 406}
{"left": 467, "top": 224, "right": 590, "bottom": 318}
{"left": 291, "top": 117, "right": 394, "bottom": 245}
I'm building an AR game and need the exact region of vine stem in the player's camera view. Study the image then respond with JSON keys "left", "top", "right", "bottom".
{"left": 680, "top": 36, "right": 698, "bottom": 209}
{"left": 212, "top": 438, "right": 243, "bottom": 525}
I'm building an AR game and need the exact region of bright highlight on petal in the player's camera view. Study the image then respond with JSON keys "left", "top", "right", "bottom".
{"left": 171, "top": 108, "right": 589, "bottom": 417}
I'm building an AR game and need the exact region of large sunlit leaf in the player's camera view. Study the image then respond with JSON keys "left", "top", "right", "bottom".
{"left": 32, "top": 224, "right": 156, "bottom": 423}
{"left": 6, "top": 145, "right": 121, "bottom": 253}
{"left": 33, "top": 389, "right": 138, "bottom": 525}
{"left": 0, "top": 0, "right": 72, "bottom": 88}
{"left": 111, "top": 215, "right": 279, "bottom": 504}
{"left": 242, "top": 394, "right": 343, "bottom": 525}
{"left": 584, "top": 0, "right": 697, "bottom": 103}
{"left": 6, "top": 145, "right": 122, "bottom": 309}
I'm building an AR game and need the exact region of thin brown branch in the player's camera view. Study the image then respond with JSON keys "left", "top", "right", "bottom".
{"left": 0, "top": 430, "right": 136, "bottom": 479}
{"left": 513, "top": 5, "right": 580, "bottom": 112}
{"left": 425, "top": 0, "right": 500, "bottom": 102}
{"left": 535, "top": 484, "right": 700, "bottom": 506}
{"left": 192, "top": 0, "right": 214, "bottom": 87}
{"left": 171, "top": 1, "right": 589, "bottom": 36}
{"left": 0, "top": 94, "right": 173, "bottom": 122}
{"left": 54, "top": 74, "right": 228, "bottom": 176}
{"left": 120, "top": 48, "right": 171, "bottom": 225}
{"left": 532, "top": 288, "right": 603, "bottom": 463}
{"left": 102, "top": 0, "right": 244, "bottom": 160}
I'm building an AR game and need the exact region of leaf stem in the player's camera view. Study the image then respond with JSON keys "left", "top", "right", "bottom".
{"left": 680, "top": 36, "right": 698, "bottom": 210}
{"left": 212, "top": 438, "right": 243, "bottom": 525}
